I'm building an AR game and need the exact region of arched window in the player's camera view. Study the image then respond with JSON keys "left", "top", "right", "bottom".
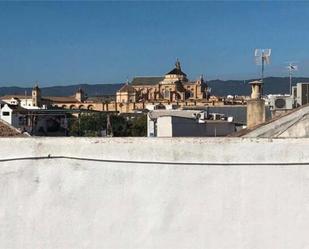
{"left": 164, "top": 89, "right": 170, "bottom": 99}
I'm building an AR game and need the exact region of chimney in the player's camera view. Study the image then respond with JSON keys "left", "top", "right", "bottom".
{"left": 246, "top": 80, "right": 265, "bottom": 129}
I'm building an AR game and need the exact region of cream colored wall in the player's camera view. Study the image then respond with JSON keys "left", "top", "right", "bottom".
{"left": 247, "top": 99, "right": 266, "bottom": 128}
{"left": 116, "top": 92, "right": 129, "bottom": 103}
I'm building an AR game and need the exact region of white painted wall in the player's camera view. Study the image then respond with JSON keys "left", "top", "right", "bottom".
{"left": 1, "top": 97, "right": 34, "bottom": 109}
{"left": 0, "top": 104, "right": 21, "bottom": 128}
{"left": 20, "top": 98, "right": 34, "bottom": 108}
{"left": 157, "top": 116, "right": 173, "bottom": 137}
{"left": 0, "top": 104, "right": 13, "bottom": 124}
{"left": 155, "top": 116, "right": 235, "bottom": 137}
{"left": 1, "top": 137, "right": 309, "bottom": 249}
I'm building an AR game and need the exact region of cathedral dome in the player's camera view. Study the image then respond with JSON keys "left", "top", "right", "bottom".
{"left": 165, "top": 59, "right": 187, "bottom": 77}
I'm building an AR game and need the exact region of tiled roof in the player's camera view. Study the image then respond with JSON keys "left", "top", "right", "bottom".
{"left": 118, "top": 84, "right": 136, "bottom": 93}
{"left": 166, "top": 68, "right": 187, "bottom": 76}
{"left": 131, "top": 77, "right": 164, "bottom": 86}
{"left": 1, "top": 95, "right": 32, "bottom": 100}
{"left": 0, "top": 120, "right": 25, "bottom": 137}
{"left": 42, "top": 96, "right": 79, "bottom": 103}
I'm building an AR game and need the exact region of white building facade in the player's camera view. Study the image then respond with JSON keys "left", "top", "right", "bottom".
{"left": 148, "top": 110, "right": 235, "bottom": 137}
{"left": 0, "top": 104, "right": 26, "bottom": 128}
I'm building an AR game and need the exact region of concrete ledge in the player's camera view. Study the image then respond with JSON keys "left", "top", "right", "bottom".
{"left": 0, "top": 137, "right": 309, "bottom": 164}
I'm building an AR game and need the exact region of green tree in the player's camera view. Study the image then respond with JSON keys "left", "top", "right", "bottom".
{"left": 129, "top": 115, "right": 147, "bottom": 136}
{"left": 68, "top": 113, "right": 107, "bottom": 137}
{"left": 110, "top": 115, "right": 129, "bottom": 136}
{"left": 68, "top": 113, "right": 147, "bottom": 137}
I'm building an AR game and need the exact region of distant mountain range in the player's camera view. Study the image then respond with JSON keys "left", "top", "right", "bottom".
{"left": 0, "top": 77, "right": 308, "bottom": 97}
{"left": 0, "top": 83, "right": 122, "bottom": 97}
{"left": 207, "top": 77, "right": 309, "bottom": 96}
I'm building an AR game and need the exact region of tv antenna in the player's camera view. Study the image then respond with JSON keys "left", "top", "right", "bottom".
{"left": 255, "top": 49, "right": 271, "bottom": 94}
{"left": 286, "top": 62, "right": 298, "bottom": 95}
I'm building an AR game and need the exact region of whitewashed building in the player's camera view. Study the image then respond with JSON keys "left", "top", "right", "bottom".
{"left": 148, "top": 109, "right": 235, "bottom": 137}
{"left": 0, "top": 104, "right": 26, "bottom": 128}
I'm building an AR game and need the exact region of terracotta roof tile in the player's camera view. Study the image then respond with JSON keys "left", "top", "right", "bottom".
{"left": 42, "top": 96, "right": 79, "bottom": 103}
{"left": 1, "top": 95, "right": 32, "bottom": 100}
{"left": 131, "top": 77, "right": 164, "bottom": 86}
{"left": 0, "top": 120, "right": 25, "bottom": 137}
{"left": 118, "top": 84, "right": 136, "bottom": 93}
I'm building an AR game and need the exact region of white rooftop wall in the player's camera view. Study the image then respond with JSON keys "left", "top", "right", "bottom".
{"left": 1, "top": 137, "right": 309, "bottom": 249}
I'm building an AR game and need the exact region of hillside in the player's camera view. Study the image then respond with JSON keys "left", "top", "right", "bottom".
{"left": 207, "top": 77, "right": 309, "bottom": 96}
{"left": 0, "top": 77, "right": 308, "bottom": 97}
{"left": 0, "top": 83, "right": 122, "bottom": 97}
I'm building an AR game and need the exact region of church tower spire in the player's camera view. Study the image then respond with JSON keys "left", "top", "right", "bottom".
{"left": 175, "top": 58, "right": 181, "bottom": 70}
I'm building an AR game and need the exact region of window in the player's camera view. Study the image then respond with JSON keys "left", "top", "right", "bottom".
{"left": 2, "top": 112, "right": 10, "bottom": 116}
{"left": 164, "top": 90, "right": 170, "bottom": 98}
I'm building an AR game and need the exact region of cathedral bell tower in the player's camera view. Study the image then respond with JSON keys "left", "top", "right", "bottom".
{"left": 75, "top": 88, "right": 85, "bottom": 102}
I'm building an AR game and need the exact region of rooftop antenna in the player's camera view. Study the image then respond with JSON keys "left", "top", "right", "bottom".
{"left": 254, "top": 48, "right": 271, "bottom": 95}
{"left": 286, "top": 62, "right": 298, "bottom": 95}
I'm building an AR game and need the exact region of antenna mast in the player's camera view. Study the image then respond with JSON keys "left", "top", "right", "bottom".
{"left": 255, "top": 48, "right": 271, "bottom": 95}
{"left": 287, "top": 63, "right": 298, "bottom": 95}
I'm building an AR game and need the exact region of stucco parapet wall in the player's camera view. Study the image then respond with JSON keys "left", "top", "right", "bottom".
{"left": 2, "top": 137, "right": 309, "bottom": 249}
{"left": 1, "top": 137, "right": 309, "bottom": 164}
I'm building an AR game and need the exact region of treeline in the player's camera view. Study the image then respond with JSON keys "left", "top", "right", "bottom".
{"left": 68, "top": 113, "right": 147, "bottom": 137}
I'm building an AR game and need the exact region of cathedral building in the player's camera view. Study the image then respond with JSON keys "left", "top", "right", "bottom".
{"left": 116, "top": 60, "right": 208, "bottom": 104}
{"left": 0, "top": 60, "right": 209, "bottom": 115}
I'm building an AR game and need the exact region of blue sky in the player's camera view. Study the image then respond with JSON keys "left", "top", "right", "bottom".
{"left": 0, "top": 1, "right": 309, "bottom": 86}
